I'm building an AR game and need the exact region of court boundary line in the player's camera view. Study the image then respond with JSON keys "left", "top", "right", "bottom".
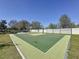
{"left": 9, "top": 34, "right": 26, "bottom": 59}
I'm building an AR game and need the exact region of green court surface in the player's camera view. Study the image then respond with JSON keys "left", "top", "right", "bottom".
{"left": 10, "top": 34, "right": 71, "bottom": 59}
{"left": 15, "top": 33, "right": 64, "bottom": 52}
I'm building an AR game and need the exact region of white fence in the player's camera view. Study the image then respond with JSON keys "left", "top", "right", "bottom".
{"left": 30, "top": 28, "right": 79, "bottom": 34}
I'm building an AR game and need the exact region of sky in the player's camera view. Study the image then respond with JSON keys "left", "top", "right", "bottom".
{"left": 0, "top": 0, "right": 79, "bottom": 27}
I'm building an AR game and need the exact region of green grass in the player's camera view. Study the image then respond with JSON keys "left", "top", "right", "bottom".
{"left": 15, "top": 33, "right": 64, "bottom": 52}
{"left": 0, "top": 34, "right": 21, "bottom": 59}
{"left": 68, "top": 35, "right": 79, "bottom": 59}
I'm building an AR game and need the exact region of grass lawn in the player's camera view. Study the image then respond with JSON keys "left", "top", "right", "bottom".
{"left": 0, "top": 34, "right": 21, "bottom": 59}
{"left": 68, "top": 35, "right": 79, "bottom": 59}
{"left": 15, "top": 33, "right": 64, "bottom": 52}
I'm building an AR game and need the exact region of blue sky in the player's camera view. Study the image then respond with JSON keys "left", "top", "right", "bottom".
{"left": 0, "top": 0, "right": 79, "bottom": 27}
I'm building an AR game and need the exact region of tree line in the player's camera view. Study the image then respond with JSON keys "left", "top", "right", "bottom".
{"left": 0, "top": 14, "right": 79, "bottom": 33}
{"left": 48, "top": 15, "right": 79, "bottom": 29}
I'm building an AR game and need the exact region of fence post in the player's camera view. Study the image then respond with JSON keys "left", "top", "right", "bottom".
{"left": 42, "top": 28, "right": 44, "bottom": 34}
{"left": 60, "top": 28, "right": 61, "bottom": 34}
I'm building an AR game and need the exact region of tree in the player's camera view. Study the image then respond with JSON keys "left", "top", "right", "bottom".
{"left": 0, "top": 20, "right": 7, "bottom": 32}
{"left": 8, "top": 20, "right": 17, "bottom": 29}
{"left": 16, "top": 20, "right": 30, "bottom": 31}
{"left": 48, "top": 23, "right": 57, "bottom": 29}
{"left": 70, "top": 22, "right": 76, "bottom": 28}
{"left": 31, "top": 21, "right": 42, "bottom": 29}
{"left": 76, "top": 24, "right": 79, "bottom": 27}
{"left": 9, "top": 20, "right": 30, "bottom": 30}
{"left": 8, "top": 20, "right": 19, "bottom": 33}
{"left": 59, "top": 15, "right": 71, "bottom": 28}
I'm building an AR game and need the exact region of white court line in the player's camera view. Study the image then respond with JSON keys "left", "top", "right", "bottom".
{"left": 9, "top": 34, "right": 26, "bottom": 59}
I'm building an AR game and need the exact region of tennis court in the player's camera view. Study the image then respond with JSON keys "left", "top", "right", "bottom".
{"left": 10, "top": 33, "right": 71, "bottom": 59}
{"left": 15, "top": 33, "right": 64, "bottom": 52}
